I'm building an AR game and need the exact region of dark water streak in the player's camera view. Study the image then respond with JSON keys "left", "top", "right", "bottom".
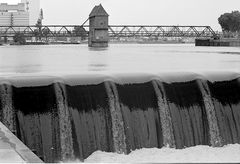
{"left": 66, "top": 83, "right": 114, "bottom": 161}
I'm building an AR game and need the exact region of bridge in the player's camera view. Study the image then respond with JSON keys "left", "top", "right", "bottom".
{"left": 0, "top": 25, "right": 218, "bottom": 39}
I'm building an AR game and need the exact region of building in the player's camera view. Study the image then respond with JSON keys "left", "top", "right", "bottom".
{"left": 89, "top": 4, "right": 109, "bottom": 47}
{"left": 0, "top": 3, "right": 29, "bottom": 26}
{"left": 21, "top": 0, "right": 40, "bottom": 25}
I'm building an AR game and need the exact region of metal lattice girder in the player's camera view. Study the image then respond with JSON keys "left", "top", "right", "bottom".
{"left": 0, "top": 25, "right": 89, "bottom": 38}
{"left": 107, "top": 25, "right": 217, "bottom": 38}
{"left": 0, "top": 25, "right": 217, "bottom": 38}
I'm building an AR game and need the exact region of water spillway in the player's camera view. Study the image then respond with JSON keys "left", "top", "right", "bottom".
{"left": 162, "top": 80, "right": 210, "bottom": 148}
{"left": 116, "top": 82, "right": 163, "bottom": 152}
{"left": 208, "top": 79, "right": 240, "bottom": 145}
{"left": 13, "top": 84, "right": 61, "bottom": 162}
{"left": 0, "top": 74, "right": 240, "bottom": 162}
{"left": 66, "top": 83, "right": 114, "bottom": 160}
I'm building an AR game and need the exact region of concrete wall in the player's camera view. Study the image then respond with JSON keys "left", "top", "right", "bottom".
{"left": 196, "top": 38, "right": 240, "bottom": 47}
{"left": 0, "top": 12, "right": 29, "bottom": 26}
{"left": 0, "top": 3, "right": 25, "bottom": 12}
{"left": 12, "top": 12, "right": 29, "bottom": 26}
{"left": 0, "top": 12, "right": 11, "bottom": 26}
{"left": 94, "top": 30, "right": 108, "bottom": 41}
{"left": 92, "top": 16, "right": 108, "bottom": 29}
{"left": 89, "top": 16, "right": 109, "bottom": 47}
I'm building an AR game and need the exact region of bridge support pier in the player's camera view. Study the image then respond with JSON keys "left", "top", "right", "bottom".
{"left": 88, "top": 4, "right": 109, "bottom": 48}
{"left": 4, "top": 37, "right": 8, "bottom": 43}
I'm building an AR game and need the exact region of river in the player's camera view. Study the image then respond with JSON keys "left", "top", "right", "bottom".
{"left": 0, "top": 44, "right": 239, "bottom": 77}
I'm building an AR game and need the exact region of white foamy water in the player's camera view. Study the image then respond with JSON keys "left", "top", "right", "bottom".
{"left": 85, "top": 144, "right": 240, "bottom": 163}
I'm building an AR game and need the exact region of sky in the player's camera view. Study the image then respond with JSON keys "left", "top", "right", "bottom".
{"left": 1, "top": 0, "right": 240, "bottom": 31}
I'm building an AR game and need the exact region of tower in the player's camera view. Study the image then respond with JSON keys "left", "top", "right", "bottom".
{"left": 21, "top": 0, "right": 40, "bottom": 25}
{"left": 89, "top": 4, "right": 109, "bottom": 47}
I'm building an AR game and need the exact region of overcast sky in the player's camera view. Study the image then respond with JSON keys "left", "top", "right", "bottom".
{"left": 1, "top": 0, "right": 240, "bottom": 30}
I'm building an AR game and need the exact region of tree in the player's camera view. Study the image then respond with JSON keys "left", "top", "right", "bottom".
{"left": 73, "top": 26, "right": 87, "bottom": 40}
{"left": 13, "top": 33, "right": 26, "bottom": 45}
{"left": 42, "top": 28, "right": 50, "bottom": 41}
{"left": 218, "top": 11, "right": 240, "bottom": 32}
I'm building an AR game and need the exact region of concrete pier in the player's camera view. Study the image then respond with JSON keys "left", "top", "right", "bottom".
{"left": 195, "top": 38, "right": 240, "bottom": 47}
{"left": 0, "top": 121, "right": 42, "bottom": 163}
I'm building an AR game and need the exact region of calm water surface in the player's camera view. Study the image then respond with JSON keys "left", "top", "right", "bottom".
{"left": 0, "top": 44, "right": 240, "bottom": 77}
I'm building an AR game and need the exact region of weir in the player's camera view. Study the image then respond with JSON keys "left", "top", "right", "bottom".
{"left": 0, "top": 74, "right": 240, "bottom": 162}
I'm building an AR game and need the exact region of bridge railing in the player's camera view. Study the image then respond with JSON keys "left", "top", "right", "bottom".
{"left": 0, "top": 25, "right": 218, "bottom": 38}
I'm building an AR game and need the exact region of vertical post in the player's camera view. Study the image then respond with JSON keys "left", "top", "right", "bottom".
{"left": 197, "top": 80, "right": 223, "bottom": 147}
{"left": 0, "top": 83, "right": 16, "bottom": 134}
{"left": 104, "top": 81, "right": 127, "bottom": 154}
{"left": 152, "top": 80, "right": 175, "bottom": 148}
{"left": 54, "top": 82, "right": 74, "bottom": 161}
{"left": 88, "top": 4, "right": 109, "bottom": 47}
{"left": 4, "top": 36, "right": 8, "bottom": 43}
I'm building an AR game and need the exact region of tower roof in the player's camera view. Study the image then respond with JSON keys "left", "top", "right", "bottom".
{"left": 89, "top": 4, "right": 109, "bottom": 18}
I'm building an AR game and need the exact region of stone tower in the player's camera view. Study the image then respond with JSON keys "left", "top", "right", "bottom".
{"left": 89, "top": 4, "right": 109, "bottom": 47}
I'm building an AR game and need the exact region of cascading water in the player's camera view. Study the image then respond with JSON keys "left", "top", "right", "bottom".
{"left": 208, "top": 79, "right": 240, "bottom": 145}
{"left": 163, "top": 80, "right": 210, "bottom": 148}
{"left": 66, "top": 83, "right": 114, "bottom": 161}
{"left": 12, "top": 84, "right": 62, "bottom": 162}
{"left": 0, "top": 75, "right": 240, "bottom": 162}
{"left": 115, "top": 82, "right": 163, "bottom": 152}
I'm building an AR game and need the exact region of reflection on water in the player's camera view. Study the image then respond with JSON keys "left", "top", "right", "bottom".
{"left": 88, "top": 64, "right": 107, "bottom": 71}
{"left": 0, "top": 44, "right": 240, "bottom": 76}
{"left": 14, "top": 65, "right": 43, "bottom": 73}
{"left": 0, "top": 46, "right": 43, "bottom": 73}
{"left": 88, "top": 47, "right": 108, "bottom": 71}
{"left": 88, "top": 47, "right": 109, "bottom": 52}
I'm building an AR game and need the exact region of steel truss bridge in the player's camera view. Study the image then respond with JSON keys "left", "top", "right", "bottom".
{"left": 0, "top": 25, "right": 218, "bottom": 39}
